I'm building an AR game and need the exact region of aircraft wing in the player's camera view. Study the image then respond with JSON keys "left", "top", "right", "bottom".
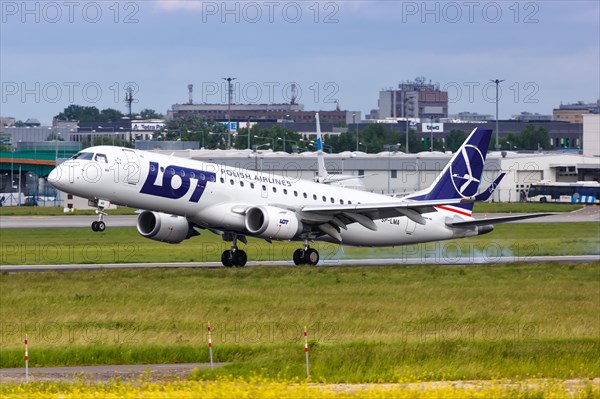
{"left": 446, "top": 213, "right": 555, "bottom": 227}
{"left": 292, "top": 197, "right": 475, "bottom": 233}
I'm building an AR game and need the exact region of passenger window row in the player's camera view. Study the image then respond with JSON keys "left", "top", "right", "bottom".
{"left": 219, "top": 177, "right": 352, "bottom": 205}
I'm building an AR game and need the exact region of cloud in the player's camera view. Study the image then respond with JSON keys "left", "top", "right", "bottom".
{"left": 153, "top": 1, "right": 206, "bottom": 12}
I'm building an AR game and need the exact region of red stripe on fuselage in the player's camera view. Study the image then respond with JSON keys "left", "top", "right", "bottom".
{"left": 435, "top": 205, "right": 472, "bottom": 217}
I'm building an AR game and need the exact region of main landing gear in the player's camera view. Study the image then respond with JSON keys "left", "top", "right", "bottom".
{"left": 221, "top": 235, "right": 247, "bottom": 267}
{"left": 293, "top": 241, "right": 320, "bottom": 266}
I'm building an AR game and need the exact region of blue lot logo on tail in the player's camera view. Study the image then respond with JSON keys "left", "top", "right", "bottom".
{"left": 414, "top": 128, "right": 492, "bottom": 213}
{"left": 450, "top": 144, "right": 484, "bottom": 198}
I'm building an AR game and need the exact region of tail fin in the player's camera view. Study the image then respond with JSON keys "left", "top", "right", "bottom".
{"left": 315, "top": 112, "right": 327, "bottom": 183}
{"left": 408, "top": 127, "right": 492, "bottom": 215}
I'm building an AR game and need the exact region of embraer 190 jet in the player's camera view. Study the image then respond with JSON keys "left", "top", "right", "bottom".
{"left": 48, "top": 127, "right": 548, "bottom": 267}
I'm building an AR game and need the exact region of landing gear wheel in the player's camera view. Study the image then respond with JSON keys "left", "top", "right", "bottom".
{"left": 91, "top": 221, "right": 98, "bottom": 232}
{"left": 293, "top": 249, "right": 305, "bottom": 265}
{"left": 234, "top": 250, "right": 247, "bottom": 267}
{"left": 293, "top": 247, "right": 320, "bottom": 265}
{"left": 305, "top": 248, "right": 319, "bottom": 265}
{"left": 221, "top": 250, "right": 235, "bottom": 267}
{"left": 96, "top": 221, "right": 106, "bottom": 232}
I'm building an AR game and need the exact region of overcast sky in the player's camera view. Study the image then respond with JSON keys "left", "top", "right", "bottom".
{"left": 1, "top": 0, "right": 598, "bottom": 124}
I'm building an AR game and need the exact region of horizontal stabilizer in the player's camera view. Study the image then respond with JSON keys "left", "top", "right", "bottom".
{"left": 447, "top": 213, "right": 555, "bottom": 227}
{"left": 474, "top": 173, "right": 506, "bottom": 202}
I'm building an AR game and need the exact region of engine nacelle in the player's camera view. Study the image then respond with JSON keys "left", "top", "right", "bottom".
{"left": 137, "top": 211, "right": 197, "bottom": 244}
{"left": 245, "top": 206, "right": 303, "bottom": 240}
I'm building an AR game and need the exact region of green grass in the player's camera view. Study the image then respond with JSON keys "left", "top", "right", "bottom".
{"left": 1, "top": 223, "right": 598, "bottom": 265}
{"left": 0, "top": 263, "right": 598, "bottom": 382}
{"left": 473, "top": 202, "right": 584, "bottom": 213}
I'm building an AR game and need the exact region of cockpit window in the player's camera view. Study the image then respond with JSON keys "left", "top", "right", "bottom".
{"left": 94, "top": 154, "right": 108, "bottom": 163}
{"left": 72, "top": 152, "right": 94, "bottom": 160}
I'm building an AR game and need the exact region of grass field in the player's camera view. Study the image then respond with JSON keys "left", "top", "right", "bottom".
{"left": 1, "top": 262, "right": 598, "bottom": 383}
{"left": 1, "top": 222, "right": 598, "bottom": 265}
{"left": 0, "top": 202, "right": 585, "bottom": 216}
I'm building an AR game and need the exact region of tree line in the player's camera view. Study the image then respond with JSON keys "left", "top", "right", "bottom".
{"left": 40, "top": 105, "right": 552, "bottom": 153}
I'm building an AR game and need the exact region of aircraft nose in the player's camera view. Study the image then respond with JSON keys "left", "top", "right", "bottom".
{"left": 48, "top": 165, "right": 64, "bottom": 189}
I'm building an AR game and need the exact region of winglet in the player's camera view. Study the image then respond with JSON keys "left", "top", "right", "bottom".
{"left": 474, "top": 172, "right": 506, "bottom": 202}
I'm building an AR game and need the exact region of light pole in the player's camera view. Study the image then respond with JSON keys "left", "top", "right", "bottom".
{"left": 49, "top": 127, "right": 58, "bottom": 160}
{"left": 404, "top": 95, "right": 411, "bottom": 153}
{"left": 247, "top": 116, "right": 253, "bottom": 150}
{"left": 253, "top": 135, "right": 274, "bottom": 149}
{"left": 252, "top": 143, "right": 270, "bottom": 170}
{"left": 56, "top": 132, "right": 61, "bottom": 159}
{"left": 17, "top": 165, "right": 21, "bottom": 206}
{"left": 416, "top": 156, "right": 420, "bottom": 191}
{"left": 491, "top": 79, "right": 504, "bottom": 151}
{"left": 222, "top": 77, "right": 237, "bottom": 149}
{"left": 429, "top": 120, "right": 434, "bottom": 152}
{"left": 10, "top": 147, "right": 14, "bottom": 197}
{"left": 98, "top": 126, "right": 115, "bottom": 145}
{"left": 359, "top": 141, "right": 367, "bottom": 153}
{"left": 353, "top": 112, "right": 358, "bottom": 152}
{"left": 299, "top": 138, "right": 315, "bottom": 150}
{"left": 282, "top": 114, "right": 290, "bottom": 152}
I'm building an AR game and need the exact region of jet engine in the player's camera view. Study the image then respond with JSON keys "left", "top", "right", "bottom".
{"left": 244, "top": 206, "right": 303, "bottom": 240}
{"left": 136, "top": 211, "right": 198, "bottom": 244}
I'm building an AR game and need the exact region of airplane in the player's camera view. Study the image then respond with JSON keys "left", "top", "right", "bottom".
{"left": 48, "top": 127, "right": 551, "bottom": 267}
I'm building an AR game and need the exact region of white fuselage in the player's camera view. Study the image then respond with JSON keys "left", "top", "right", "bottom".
{"left": 49, "top": 146, "right": 479, "bottom": 247}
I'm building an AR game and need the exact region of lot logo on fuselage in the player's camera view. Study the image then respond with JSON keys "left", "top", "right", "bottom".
{"left": 140, "top": 161, "right": 216, "bottom": 202}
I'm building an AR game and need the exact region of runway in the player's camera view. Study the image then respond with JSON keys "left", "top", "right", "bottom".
{"left": 1, "top": 206, "right": 598, "bottom": 229}
{"left": 1, "top": 255, "right": 598, "bottom": 273}
{"left": 0, "top": 363, "right": 218, "bottom": 383}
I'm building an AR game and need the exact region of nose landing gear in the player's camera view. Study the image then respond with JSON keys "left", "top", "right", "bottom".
{"left": 90, "top": 200, "right": 109, "bottom": 232}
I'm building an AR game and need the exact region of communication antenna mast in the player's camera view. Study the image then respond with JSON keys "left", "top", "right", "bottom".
{"left": 188, "top": 84, "right": 194, "bottom": 105}
{"left": 222, "top": 77, "right": 237, "bottom": 149}
{"left": 125, "top": 86, "right": 134, "bottom": 119}
{"left": 290, "top": 83, "right": 297, "bottom": 105}
{"left": 124, "top": 86, "right": 135, "bottom": 144}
